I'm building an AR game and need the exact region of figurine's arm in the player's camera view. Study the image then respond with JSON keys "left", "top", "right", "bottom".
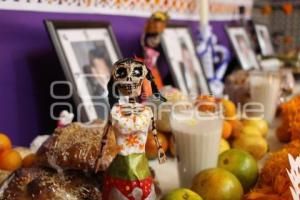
{"left": 95, "top": 119, "right": 113, "bottom": 172}
{"left": 151, "top": 116, "right": 167, "bottom": 164}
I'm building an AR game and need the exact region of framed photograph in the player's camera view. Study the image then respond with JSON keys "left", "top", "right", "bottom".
{"left": 161, "top": 25, "right": 210, "bottom": 96}
{"left": 45, "top": 20, "right": 122, "bottom": 121}
{"left": 226, "top": 26, "right": 260, "bottom": 70}
{"left": 254, "top": 23, "right": 274, "bottom": 56}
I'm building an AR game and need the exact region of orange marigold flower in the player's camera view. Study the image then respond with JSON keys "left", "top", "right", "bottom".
{"left": 277, "top": 95, "right": 300, "bottom": 142}
{"left": 245, "top": 140, "right": 300, "bottom": 200}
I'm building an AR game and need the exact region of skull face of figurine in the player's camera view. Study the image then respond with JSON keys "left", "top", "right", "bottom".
{"left": 112, "top": 59, "right": 147, "bottom": 98}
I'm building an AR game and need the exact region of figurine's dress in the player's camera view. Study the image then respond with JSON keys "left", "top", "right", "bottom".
{"left": 103, "top": 103, "right": 156, "bottom": 200}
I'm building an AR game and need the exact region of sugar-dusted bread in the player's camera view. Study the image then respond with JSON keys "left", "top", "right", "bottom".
{"left": 36, "top": 121, "right": 119, "bottom": 172}
{"left": 0, "top": 167, "right": 49, "bottom": 200}
{"left": 0, "top": 167, "right": 102, "bottom": 200}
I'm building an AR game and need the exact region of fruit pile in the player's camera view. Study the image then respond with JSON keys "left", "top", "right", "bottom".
{"left": 0, "top": 132, "right": 36, "bottom": 181}
{"left": 162, "top": 149, "right": 259, "bottom": 200}
{"left": 276, "top": 95, "right": 300, "bottom": 142}
{"left": 158, "top": 97, "right": 271, "bottom": 200}
{"left": 220, "top": 99, "right": 269, "bottom": 160}
{"left": 0, "top": 133, "right": 22, "bottom": 171}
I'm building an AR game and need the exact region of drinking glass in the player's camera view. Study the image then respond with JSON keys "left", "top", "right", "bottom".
{"left": 170, "top": 100, "right": 223, "bottom": 187}
{"left": 249, "top": 70, "right": 281, "bottom": 124}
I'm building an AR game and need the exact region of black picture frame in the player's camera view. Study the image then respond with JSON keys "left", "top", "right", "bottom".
{"left": 45, "top": 20, "right": 122, "bottom": 122}
{"left": 161, "top": 24, "right": 210, "bottom": 96}
{"left": 226, "top": 25, "right": 261, "bottom": 70}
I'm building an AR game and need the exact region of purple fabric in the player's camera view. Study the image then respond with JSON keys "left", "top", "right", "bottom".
{"left": 0, "top": 10, "right": 233, "bottom": 146}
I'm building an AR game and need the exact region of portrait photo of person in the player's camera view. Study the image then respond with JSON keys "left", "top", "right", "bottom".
{"left": 73, "top": 42, "right": 112, "bottom": 98}
{"left": 227, "top": 27, "right": 259, "bottom": 70}
{"left": 255, "top": 24, "right": 274, "bottom": 56}
{"left": 72, "top": 40, "right": 113, "bottom": 118}
{"left": 236, "top": 35, "right": 254, "bottom": 68}
{"left": 161, "top": 27, "right": 210, "bottom": 96}
{"left": 178, "top": 38, "right": 202, "bottom": 95}
{"left": 48, "top": 22, "right": 121, "bottom": 121}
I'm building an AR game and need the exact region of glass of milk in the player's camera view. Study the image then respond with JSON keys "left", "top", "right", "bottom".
{"left": 249, "top": 70, "right": 281, "bottom": 124}
{"left": 170, "top": 101, "right": 223, "bottom": 187}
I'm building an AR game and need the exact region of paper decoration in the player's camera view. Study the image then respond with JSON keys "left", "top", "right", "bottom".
{"left": 197, "top": 26, "right": 230, "bottom": 97}
{"left": 0, "top": 0, "right": 198, "bottom": 20}
{"left": 209, "top": 0, "right": 253, "bottom": 21}
{"left": 0, "top": 0, "right": 253, "bottom": 21}
{"left": 282, "top": 3, "right": 293, "bottom": 15}
{"left": 261, "top": 5, "right": 272, "bottom": 16}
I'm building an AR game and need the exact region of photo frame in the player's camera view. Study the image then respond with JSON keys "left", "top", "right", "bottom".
{"left": 161, "top": 25, "right": 210, "bottom": 96}
{"left": 45, "top": 20, "right": 122, "bottom": 122}
{"left": 226, "top": 26, "right": 260, "bottom": 70}
{"left": 254, "top": 23, "right": 274, "bottom": 56}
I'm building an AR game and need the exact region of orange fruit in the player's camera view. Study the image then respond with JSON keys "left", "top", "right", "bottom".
{"left": 0, "top": 149, "right": 22, "bottom": 171}
{"left": 222, "top": 99, "right": 236, "bottom": 119}
{"left": 228, "top": 120, "right": 243, "bottom": 138}
{"left": 218, "top": 149, "right": 258, "bottom": 192}
{"left": 0, "top": 133, "right": 12, "bottom": 154}
{"left": 191, "top": 168, "right": 244, "bottom": 200}
{"left": 222, "top": 121, "right": 232, "bottom": 139}
{"left": 22, "top": 153, "right": 37, "bottom": 168}
{"left": 219, "top": 138, "right": 230, "bottom": 154}
{"left": 146, "top": 131, "right": 168, "bottom": 159}
{"left": 196, "top": 95, "right": 219, "bottom": 112}
{"left": 242, "top": 118, "right": 269, "bottom": 137}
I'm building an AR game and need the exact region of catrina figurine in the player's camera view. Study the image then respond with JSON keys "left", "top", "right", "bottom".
{"left": 98, "top": 58, "right": 167, "bottom": 200}
{"left": 141, "top": 11, "right": 169, "bottom": 96}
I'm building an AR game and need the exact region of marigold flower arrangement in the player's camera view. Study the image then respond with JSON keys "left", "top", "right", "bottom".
{"left": 244, "top": 140, "right": 300, "bottom": 200}
{"left": 276, "top": 95, "right": 300, "bottom": 142}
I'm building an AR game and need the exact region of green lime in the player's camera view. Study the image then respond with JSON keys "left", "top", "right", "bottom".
{"left": 218, "top": 149, "right": 258, "bottom": 191}
{"left": 191, "top": 168, "right": 243, "bottom": 200}
{"left": 162, "top": 188, "right": 203, "bottom": 200}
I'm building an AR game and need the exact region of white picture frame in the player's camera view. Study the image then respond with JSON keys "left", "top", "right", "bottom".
{"left": 161, "top": 25, "right": 210, "bottom": 96}
{"left": 226, "top": 26, "right": 260, "bottom": 70}
{"left": 254, "top": 24, "right": 274, "bottom": 56}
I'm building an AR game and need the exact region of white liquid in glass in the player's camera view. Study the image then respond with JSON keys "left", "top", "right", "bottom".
{"left": 170, "top": 113, "right": 223, "bottom": 187}
{"left": 250, "top": 75, "right": 280, "bottom": 123}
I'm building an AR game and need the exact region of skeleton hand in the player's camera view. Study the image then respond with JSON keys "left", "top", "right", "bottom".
{"left": 95, "top": 156, "right": 110, "bottom": 172}
{"left": 157, "top": 148, "right": 167, "bottom": 164}
{"left": 152, "top": 133, "right": 167, "bottom": 164}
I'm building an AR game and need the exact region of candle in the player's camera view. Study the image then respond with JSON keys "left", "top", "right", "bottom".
{"left": 199, "top": 0, "right": 209, "bottom": 26}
